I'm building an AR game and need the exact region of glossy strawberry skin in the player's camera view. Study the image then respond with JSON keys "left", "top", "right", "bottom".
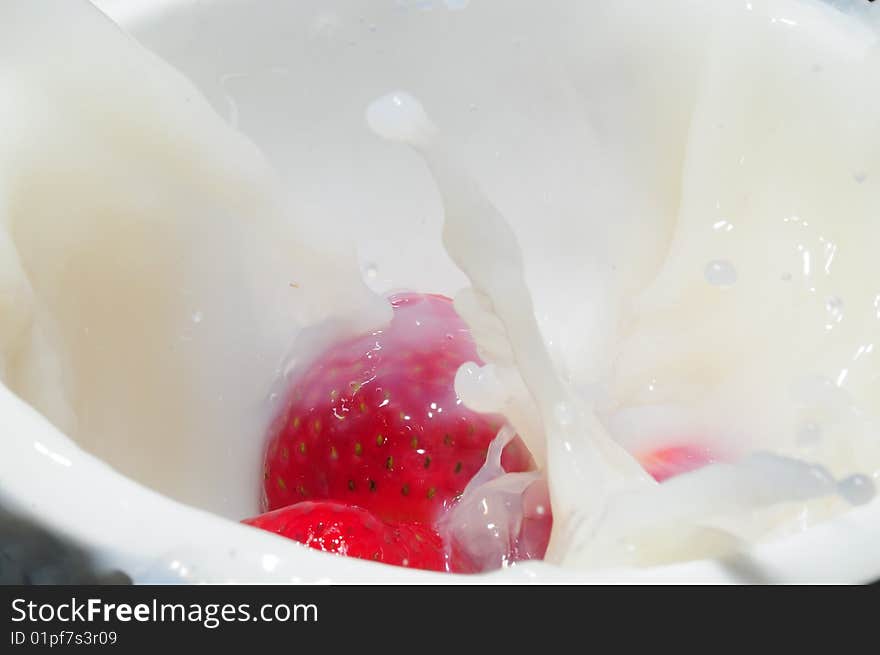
{"left": 263, "top": 292, "right": 535, "bottom": 525}
{"left": 243, "top": 501, "right": 449, "bottom": 571}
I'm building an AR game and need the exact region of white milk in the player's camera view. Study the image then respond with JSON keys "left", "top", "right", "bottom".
{"left": 1, "top": 0, "right": 879, "bottom": 571}
{"left": 365, "top": 0, "right": 880, "bottom": 568}
{"left": 365, "top": 75, "right": 875, "bottom": 568}
{"left": 0, "top": 0, "right": 388, "bottom": 519}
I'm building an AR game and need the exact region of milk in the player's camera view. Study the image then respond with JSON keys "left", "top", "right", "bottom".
{"left": 0, "top": 0, "right": 388, "bottom": 519}
{"left": 1, "top": 0, "right": 879, "bottom": 572}
{"left": 364, "top": 0, "right": 880, "bottom": 568}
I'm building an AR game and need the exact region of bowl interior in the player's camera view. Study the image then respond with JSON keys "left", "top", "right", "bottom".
{"left": 2, "top": 0, "right": 875, "bottom": 583}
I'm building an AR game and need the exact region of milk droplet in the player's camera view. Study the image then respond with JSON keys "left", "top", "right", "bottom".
{"left": 712, "top": 219, "right": 734, "bottom": 232}
{"left": 191, "top": 311, "right": 204, "bottom": 324}
{"left": 454, "top": 361, "right": 508, "bottom": 414}
{"left": 825, "top": 296, "right": 844, "bottom": 329}
{"left": 365, "top": 91, "right": 434, "bottom": 146}
{"left": 704, "top": 259, "right": 738, "bottom": 288}
{"left": 825, "top": 295, "right": 843, "bottom": 316}
{"left": 363, "top": 262, "right": 378, "bottom": 279}
{"left": 837, "top": 474, "right": 876, "bottom": 506}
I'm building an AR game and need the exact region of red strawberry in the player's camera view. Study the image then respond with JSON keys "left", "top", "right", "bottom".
{"left": 637, "top": 444, "right": 715, "bottom": 482}
{"left": 243, "top": 501, "right": 449, "bottom": 571}
{"left": 263, "top": 292, "right": 535, "bottom": 525}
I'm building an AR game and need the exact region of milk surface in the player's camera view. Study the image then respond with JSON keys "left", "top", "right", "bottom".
{"left": 1, "top": 0, "right": 879, "bottom": 569}
{"left": 0, "top": 0, "right": 388, "bottom": 519}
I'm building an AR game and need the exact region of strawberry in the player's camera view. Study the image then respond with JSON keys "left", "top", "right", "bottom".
{"left": 243, "top": 501, "right": 449, "bottom": 571}
{"left": 637, "top": 444, "right": 715, "bottom": 482}
{"left": 263, "top": 292, "right": 535, "bottom": 525}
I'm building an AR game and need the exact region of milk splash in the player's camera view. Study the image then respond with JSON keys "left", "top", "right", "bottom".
{"left": 1, "top": 0, "right": 879, "bottom": 573}
{"left": 0, "top": 0, "right": 389, "bottom": 519}
{"left": 365, "top": 87, "right": 876, "bottom": 568}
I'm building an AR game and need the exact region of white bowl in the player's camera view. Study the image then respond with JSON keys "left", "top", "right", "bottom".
{"left": 1, "top": 0, "right": 878, "bottom": 584}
